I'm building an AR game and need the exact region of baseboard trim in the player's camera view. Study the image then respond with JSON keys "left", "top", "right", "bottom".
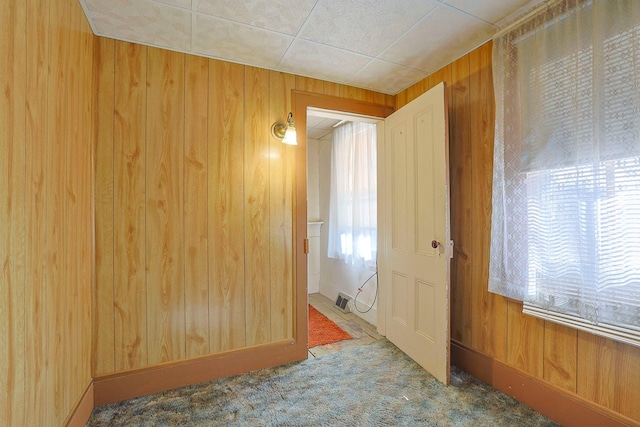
{"left": 65, "top": 381, "right": 94, "bottom": 427}
{"left": 451, "top": 341, "right": 638, "bottom": 427}
{"left": 93, "top": 339, "right": 307, "bottom": 407}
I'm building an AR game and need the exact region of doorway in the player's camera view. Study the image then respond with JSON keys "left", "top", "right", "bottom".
{"left": 307, "top": 108, "right": 380, "bottom": 323}
{"left": 291, "top": 91, "right": 394, "bottom": 354}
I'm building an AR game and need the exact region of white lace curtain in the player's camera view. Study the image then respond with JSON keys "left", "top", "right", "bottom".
{"left": 327, "top": 122, "right": 377, "bottom": 268}
{"left": 490, "top": 0, "right": 640, "bottom": 336}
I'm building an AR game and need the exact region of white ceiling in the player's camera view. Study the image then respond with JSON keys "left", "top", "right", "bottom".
{"left": 79, "top": 0, "right": 544, "bottom": 95}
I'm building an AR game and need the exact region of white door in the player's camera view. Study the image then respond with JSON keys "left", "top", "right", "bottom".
{"left": 380, "top": 82, "right": 451, "bottom": 384}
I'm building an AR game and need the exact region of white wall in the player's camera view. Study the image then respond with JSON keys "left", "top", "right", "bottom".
{"left": 315, "top": 137, "right": 378, "bottom": 326}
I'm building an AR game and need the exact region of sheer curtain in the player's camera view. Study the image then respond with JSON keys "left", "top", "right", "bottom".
{"left": 490, "top": 0, "right": 640, "bottom": 342}
{"left": 327, "top": 122, "right": 377, "bottom": 269}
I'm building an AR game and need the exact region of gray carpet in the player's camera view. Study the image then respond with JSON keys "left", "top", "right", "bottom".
{"left": 87, "top": 339, "right": 560, "bottom": 426}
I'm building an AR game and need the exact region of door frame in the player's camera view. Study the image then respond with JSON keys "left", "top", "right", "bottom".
{"left": 292, "top": 91, "right": 394, "bottom": 352}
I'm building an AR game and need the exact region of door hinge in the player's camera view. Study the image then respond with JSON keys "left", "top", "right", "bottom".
{"left": 304, "top": 238, "right": 309, "bottom": 254}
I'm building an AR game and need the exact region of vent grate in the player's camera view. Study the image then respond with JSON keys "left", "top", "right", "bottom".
{"left": 334, "top": 292, "right": 351, "bottom": 313}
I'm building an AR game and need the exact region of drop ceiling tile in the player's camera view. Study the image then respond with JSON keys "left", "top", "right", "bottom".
{"left": 279, "top": 39, "right": 371, "bottom": 84}
{"left": 152, "top": 0, "right": 192, "bottom": 9}
{"left": 194, "top": 0, "right": 316, "bottom": 35}
{"left": 443, "top": 0, "right": 542, "bottom": 25}
{"left": 85, "top": 0, "right": 191, "bottom": 51}
{"left": 193, "top": 14, "right": 293, "bottom": 69}
{"left": 348, "top": 60, "right": 428, "bottom": 95}
{"left": 379, "top": 5, "right": 496, "bottom": 73}
{"left": 300, "top": 0, "right": 438, "bottom": 57}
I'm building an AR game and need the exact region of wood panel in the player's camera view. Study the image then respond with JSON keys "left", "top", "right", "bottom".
{"left": 244, "top": 66, "right": 272, "bottom": 346}
{"left": 269, "top": 71, "right": 296, "bottom": 341}
{"left": 208, "top": 60, "right": 246, "bottom": 352}
{"left": 49, "top": 0, "right": 71, "bottom": 420}
{"left": 1, "top": 0, "right": 27, "bottom": 425}
{"left": 577, "top": 332, "right": 640, "bottom": 422}
{"left": 24, "top": 0, "right": 49, "bottom": 424}
{"left": 93, "top": 36, "right": 116, "bottom": 375}
{"left": 1, "top": 0, "right": 94, "bottom": 425}
{"left": 145, "top": 47, "right": 186, "bottom": 365}
{"left": 543, "top": 322, "right": 577, "bottom": 392}
{"left": 184, "top": 54, "right": 210, "bottom": 358}
{"left": 468, "top": 42, "right": 507, "bottom": 361}
{"left": 449, "top": 55, "right": 473, "bottom": 345}
{"left": 113, "top": 41, "right": 148, "bottom": 371}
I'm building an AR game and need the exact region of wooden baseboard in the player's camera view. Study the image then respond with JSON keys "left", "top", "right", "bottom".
{"left": 451, "top": 341, "right": 638, "bottom": 427}
{"left": 93, "top": 339, "right": 307, "bottom": 406}
{"left": 65, "top": 381, "right": 94, "bottom": 427}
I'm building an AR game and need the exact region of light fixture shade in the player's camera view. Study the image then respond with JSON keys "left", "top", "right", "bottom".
{"left": 271, "top": 112, "right": 298, "bottom": 145}
{"left": 283, "top": 126, "right": 297, "bottom": 145}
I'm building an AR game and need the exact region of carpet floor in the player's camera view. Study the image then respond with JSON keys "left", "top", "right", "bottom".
{"left": 88, "top": 339, "right": 560, "bottom": 426}
{"left": 308, "top": 304, "right": 352, "bottom": 347}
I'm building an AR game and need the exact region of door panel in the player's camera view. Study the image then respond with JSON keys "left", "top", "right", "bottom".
{"left": 382, "top": 82, "right": 450, "bottom": 384}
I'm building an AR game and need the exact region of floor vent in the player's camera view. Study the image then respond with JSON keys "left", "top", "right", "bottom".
{"left": 334, "top": 293, "right": 351, "bottom": 313}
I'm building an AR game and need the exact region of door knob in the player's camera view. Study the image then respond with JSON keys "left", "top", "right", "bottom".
{"left": 431, "top": 240, "right": 440, "bottom": 249}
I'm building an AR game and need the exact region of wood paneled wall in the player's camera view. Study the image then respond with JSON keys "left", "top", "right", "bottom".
{"left": 93, "top": 38, "right": 395, "bottom": 375}
{"left": 0, "top": 0, "right": 95, "bottom": 425}
{"left": 396, "top": 41, "right": 640, "bottom": 424}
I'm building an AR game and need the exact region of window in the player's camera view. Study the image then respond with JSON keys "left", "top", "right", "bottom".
{"left": 490, "top": 0, "right": 640, "bottom": 346}
{"left": 327, "top": 121, "right": 377, "bottom": 268}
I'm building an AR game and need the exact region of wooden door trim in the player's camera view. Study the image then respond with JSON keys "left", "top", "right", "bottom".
{"left": 292, "top": 90, "right": 394, "bottom": 350}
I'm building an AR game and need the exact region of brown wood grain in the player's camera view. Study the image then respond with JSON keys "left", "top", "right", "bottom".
{"left": 113, "top": 41, "right": 148, "bottom": 371}
{"left": 543, "top": 322, "right": 577, "bottom": 392}
{"left": 184, "top": 55, "right": 210, "bottom": 358}
{"left": 93, "top": 36, "right": 116, "bottom": 375}
{"left": 449, "top": 55, "right": 473, "bottom": 345}
{"left": 24, "top": 0, "right": 49, "bottom": 424}
{"left": 295, "top": 76, "right": 324, "bottom": 93}
{"left": 50, "top": 0, "right": 71, "bottom": 421}
{"left": 1, "top": 0, "right": 27, "bottom": 425}
{"left": 208, "top": 60, "right": 246, "bottom": 352}
{"left": 468, "top": 42, "right": 507, "bottom": 362}
{"left": 244, "top": 66, "right": 272, "bottom": 346}
{"left": 269, "top": 71, "right": 295, "bottom": 341}
{"left": 506, "top": 301, "right": 544, "bottom": 378}
{"left": 146, "top": 47, "right": 186, "bottom": 365}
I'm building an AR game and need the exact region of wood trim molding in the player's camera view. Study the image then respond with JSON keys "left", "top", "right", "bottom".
{"left": 93, "top": 339, "right": 306, "bottom": 406}
{"left": 65, "top": 382, "right": 94, "bottom": 427}
{"left": 291, "top": 90, "right": 395, "bottom": 355}
{"left": 451, "top": 340, "right": 639, "bottom": 427}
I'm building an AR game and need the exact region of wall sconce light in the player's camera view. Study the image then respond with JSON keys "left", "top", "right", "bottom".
{"left": 271, "top": 112, "right": 297, "bottom": 145}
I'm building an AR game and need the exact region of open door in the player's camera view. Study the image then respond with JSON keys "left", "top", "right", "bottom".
{"left": 380, "top": 82, "right": 451, "bottom": 384}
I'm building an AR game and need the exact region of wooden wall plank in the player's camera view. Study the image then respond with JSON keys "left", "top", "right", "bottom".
{"left": 146, "top": 47, "right": 186, "bottom": 365}
{"left": 577, "top": 332, "right": 640, "bottom": 420}
{"left": 0, "top": 0, "right": 27, "bottom": 425}
{"left": 184, "top": 55, "right": 210, "bottom": 358}
{"left": 24, "top": 0, "right": 49, "bottom": 423}
{"left": 449, "top": 54, "right": 473, "bottom": 345}
{"left": 49, "top": 0, "right": 71, "bottom": 421}
{"left": 269, "top": 71, "right": 295, "bottom": 341}
{"left": 208, "top": 60, "right": 246, "bottom": 352}
{"left": 323, "top": 82, "right": 340, "bottom": 97}
{"left": 506, "top": 302, "right": 544, "bottom": 377}
{"left": 468, "top": 42, "right": 507, "bottom": 362}
{"left": 244, "top": 66, "right": 271, "bottom": 346}
{"left": 93, "top": 36, "right": 116, "bottom": 375}
{"left": 543, "top": 322, "right": 577, "bottom": 392}
{"left": 67, "top": 0, "right": 83, "bottom": 399}
{"left": 113, "top": 41, "right": 148, "bottom": 371}
{"left": 295, "top": 76, "right": 324, "bottom": 93}
{"left": 78, "top": 3, "right": 95, "bottom": 400}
